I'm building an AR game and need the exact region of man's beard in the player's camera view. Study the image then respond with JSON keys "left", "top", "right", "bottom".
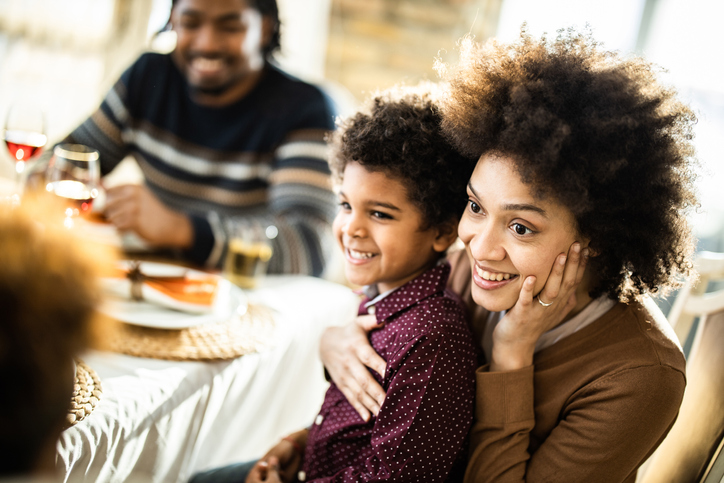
{"left": 190, "top": 81, "right": 234, "bottom": 97}
{"left": 187, "top": 63, "right": 244, "bottom": 97}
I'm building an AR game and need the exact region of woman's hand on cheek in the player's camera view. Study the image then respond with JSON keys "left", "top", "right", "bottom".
{"left": 490, "top": 243, "right": 589, "bottom": 372}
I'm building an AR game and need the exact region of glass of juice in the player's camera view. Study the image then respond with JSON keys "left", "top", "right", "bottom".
{"left": 223, "top": 220, "right": 276, "bottom": 289}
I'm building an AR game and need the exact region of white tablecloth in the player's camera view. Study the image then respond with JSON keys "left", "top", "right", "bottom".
{"left": 56, "top": 275, "right": 359, "bottom": 483}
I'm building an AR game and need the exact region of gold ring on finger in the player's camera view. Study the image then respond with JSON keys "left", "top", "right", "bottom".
{"left": 537, "top": 296, "right": 553, "bottom": 307}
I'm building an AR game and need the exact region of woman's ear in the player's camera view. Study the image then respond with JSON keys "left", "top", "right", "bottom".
{"left": 432, "top": 220, "right": 459, "bottom": 253}
{"left": 582, "top": 240, "right": 599, "bottom": 258}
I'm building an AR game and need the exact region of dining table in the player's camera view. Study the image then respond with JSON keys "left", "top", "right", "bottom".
{"left": 55, "top": 271, "right": 360, "bottom": 483}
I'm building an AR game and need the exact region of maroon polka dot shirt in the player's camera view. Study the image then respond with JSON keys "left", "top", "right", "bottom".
{"left": 301, "top": 262, "right": 477, "bottom": 482}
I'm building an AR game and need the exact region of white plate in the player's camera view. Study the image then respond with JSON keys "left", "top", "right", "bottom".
{"left": 99, "top": 261, "right": 248, "bottom": 329}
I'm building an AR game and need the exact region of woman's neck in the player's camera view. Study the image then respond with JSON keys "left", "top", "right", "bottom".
{"left": 560, "top": 270, "right": 596, "bottom": 324}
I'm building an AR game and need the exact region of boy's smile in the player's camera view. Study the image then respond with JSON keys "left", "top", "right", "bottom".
{"left": 333, "top": 162, "right": 453, "bottom": 293}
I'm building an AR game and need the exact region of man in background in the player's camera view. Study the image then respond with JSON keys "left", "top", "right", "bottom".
{"left": 64, "top": 0, "right": 337, "bottom": 275}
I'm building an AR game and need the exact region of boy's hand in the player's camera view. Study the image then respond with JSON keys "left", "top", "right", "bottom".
{"left": 490, "top": 243, "right": 589, "bottom": 372}
{"left": 246, "top": 457, "right": 284, "bottom": 483}
{"left": 247, "top": 429, "right": 307, "bottom": 483}
{"left": 319, "top": 315, "right": 386, "bottom": 422}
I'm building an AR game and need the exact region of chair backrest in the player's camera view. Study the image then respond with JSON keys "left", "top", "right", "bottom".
{"left": 637, "top": 251, "right": 724, "bottom": 483}
{"left": 667, "top": 251, "right": 724, "bottom": 348}
{"left": 637, "top": 310, "right": 724, "bottom": 483}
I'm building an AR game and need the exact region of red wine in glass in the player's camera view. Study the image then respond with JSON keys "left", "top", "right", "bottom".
{"left": 4, "top": 104, "right": 46, "bottom": 182}
{"left": 46, "top": 179, "right": 97, "bottom": 215}
{"left": 4, "top": 129, "right": 47, "bottom": 163}
{"left": 44, "top": 144, "right": 100, "bottom": 227}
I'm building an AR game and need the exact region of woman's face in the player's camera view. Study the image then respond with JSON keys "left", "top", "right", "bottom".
{"left": 458, "top": 154, "right": 584, "bottom": 312}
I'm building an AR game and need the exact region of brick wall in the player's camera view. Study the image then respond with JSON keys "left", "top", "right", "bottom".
{"left": 325, "top": 0, "right": 502, "bottom": 101}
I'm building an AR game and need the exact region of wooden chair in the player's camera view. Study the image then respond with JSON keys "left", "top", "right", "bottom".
{"left": 637, "top": 251, "right": 724, "bottom": 483}
{"left": 667, "top": 251, "right": 724, "bottom": 354}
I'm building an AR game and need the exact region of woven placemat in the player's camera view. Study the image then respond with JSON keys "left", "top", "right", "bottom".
{"left": 98, "top": 303, "right": 277, "bottom": 361}
{"left": 65, "top": 359, "right": 102, "bottom": 428}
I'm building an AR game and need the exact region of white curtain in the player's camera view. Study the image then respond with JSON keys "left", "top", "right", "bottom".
{"left": 0, "top": 0, "right": 153, "bottom": 179}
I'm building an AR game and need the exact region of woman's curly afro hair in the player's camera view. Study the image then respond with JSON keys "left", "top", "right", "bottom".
{"left": 439, "top": 27, "right": 699, "bottom": 300}
{"left": 329, "top": 84, "right": 477, "bottom": 232}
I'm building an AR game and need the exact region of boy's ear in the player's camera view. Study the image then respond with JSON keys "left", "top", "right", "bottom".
{"left": 432, "top": 220, "right": 459, "bottom": 253}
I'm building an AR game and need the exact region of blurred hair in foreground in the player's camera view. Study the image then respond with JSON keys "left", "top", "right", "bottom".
{"left": 0, "top": 197, "right": 116, "bottom": 477}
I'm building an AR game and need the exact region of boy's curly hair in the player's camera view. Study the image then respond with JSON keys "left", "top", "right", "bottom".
{"left": 439, "top": 28, "right": 699, "bottom": 300}
{"left": 329, "top": 84, "right": 477, "bottom": 232}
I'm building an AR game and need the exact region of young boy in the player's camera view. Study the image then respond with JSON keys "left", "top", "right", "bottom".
{"left": 191, "top": 86, "right": 478, "bottom": 483}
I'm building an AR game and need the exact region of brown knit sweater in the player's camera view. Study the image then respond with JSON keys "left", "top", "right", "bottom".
{"left": 446, "top": 249, "right": 686, "bottom": 483}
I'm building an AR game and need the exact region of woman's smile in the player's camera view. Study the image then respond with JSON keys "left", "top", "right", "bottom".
{"left": 475, "top": 265, "right": 517, "bottom": 282}
{"left": 472, "top": 264, "right": 519, "bottom": 289}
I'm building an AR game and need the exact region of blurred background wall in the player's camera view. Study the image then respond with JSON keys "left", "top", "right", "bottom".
{"left": 0, "top": 0, "right": 722, "bottom": 254}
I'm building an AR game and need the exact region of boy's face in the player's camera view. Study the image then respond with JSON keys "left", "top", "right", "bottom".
{"left": 333, "top": 162, "right": 453, "bottom": 293}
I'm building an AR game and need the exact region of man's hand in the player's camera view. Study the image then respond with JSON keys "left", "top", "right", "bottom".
{"left": 104, "top": 184, "right": 193, "bottom": 248}
{"left": 319, "top": 314, "right": 387, "bottom": 421}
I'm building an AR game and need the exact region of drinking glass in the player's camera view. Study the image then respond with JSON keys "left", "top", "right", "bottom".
{"left": 223, "top": 220, "right": 277, "bottom": 289}
{"left": 3, "top": 103, "right": 47, "bottom": 183}
{"left": 45, "top": 143, "right": 100, "bottom": 229}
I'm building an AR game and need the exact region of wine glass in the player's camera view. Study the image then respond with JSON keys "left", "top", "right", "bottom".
{"left": 45, "top": 143, "right": 100, "bottom": 229}
{"left": 3, "top": 103, "right": 47, "bottom": 184}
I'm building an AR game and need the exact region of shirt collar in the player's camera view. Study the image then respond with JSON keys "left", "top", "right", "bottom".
{"left": 363, "top": 261, "right": 451, "bottom": 322}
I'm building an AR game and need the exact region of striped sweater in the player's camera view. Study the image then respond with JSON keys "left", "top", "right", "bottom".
{"left": 66, "top": 52, "right": 337, "bottom": 276}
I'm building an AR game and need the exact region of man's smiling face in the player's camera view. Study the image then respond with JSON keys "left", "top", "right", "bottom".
{"left": 170, "top": 0, "right": 269, "bottom": 100}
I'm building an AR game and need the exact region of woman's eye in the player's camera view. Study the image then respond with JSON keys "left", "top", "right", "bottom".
{"left": 339, "top": 201, "right": 351, "bottom": 210}
{"left": 512, "top": 223, "right": 533, "bottom": 236}
{"left": 468, "top": 199, "right": 481, "bottom": 214}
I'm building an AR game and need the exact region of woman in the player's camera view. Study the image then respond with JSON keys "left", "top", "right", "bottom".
{"left": 320, "top": 29, "right": 698, "bottom": 482}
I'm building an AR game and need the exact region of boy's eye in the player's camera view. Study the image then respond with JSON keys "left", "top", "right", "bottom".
{"left": 372, "top": 211, "right": 392, "bottom": 220}
{"left": 512, "top": 223, "right": 533, "bottom": 236}
{"left": 467, "top": 199, "right": 481, "bottom": 214}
